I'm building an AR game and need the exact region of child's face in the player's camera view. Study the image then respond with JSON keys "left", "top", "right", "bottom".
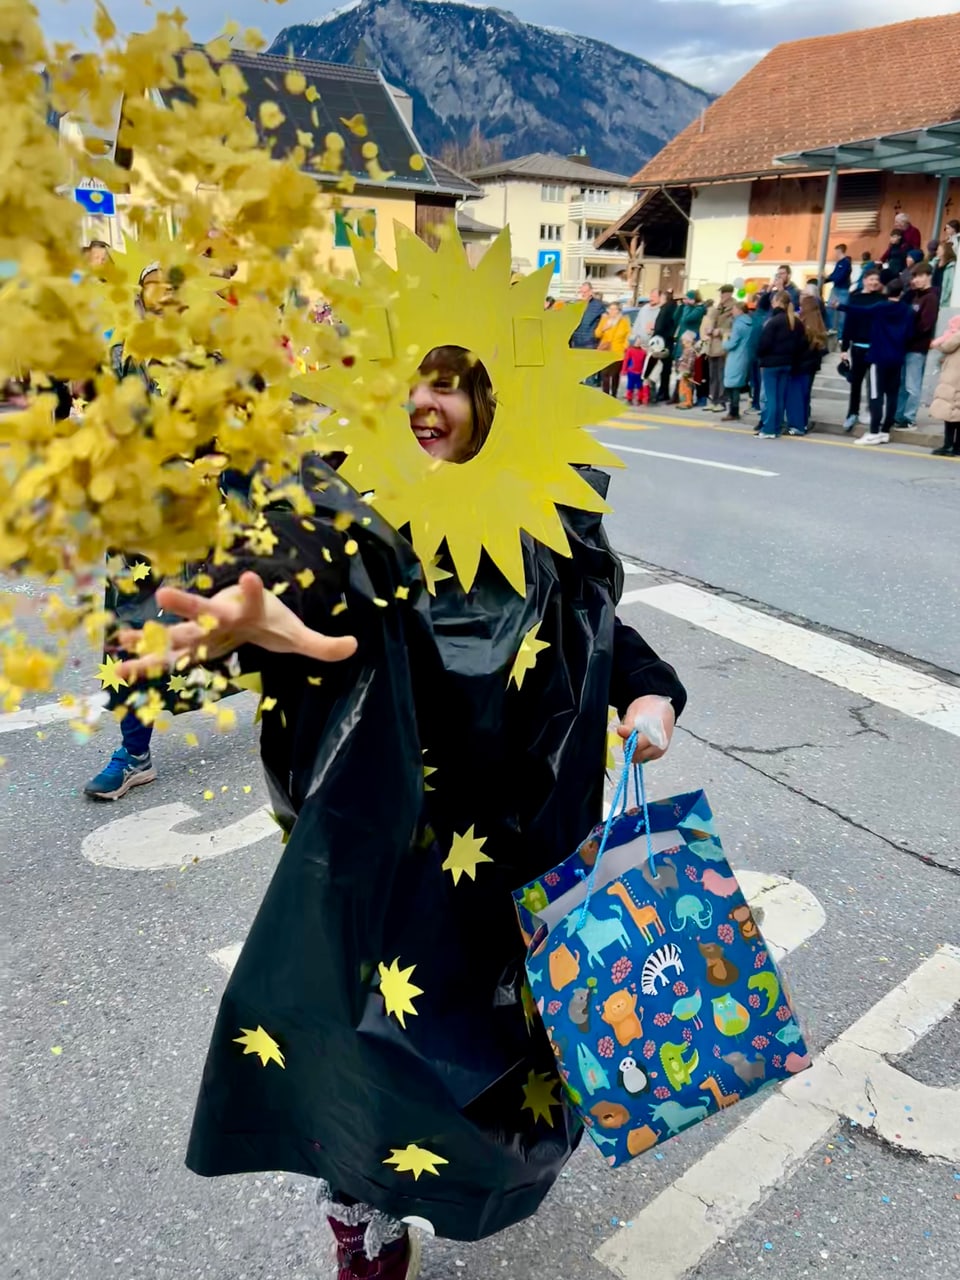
{"left": 682, "top": 335, "right": 694, "bottom": 348}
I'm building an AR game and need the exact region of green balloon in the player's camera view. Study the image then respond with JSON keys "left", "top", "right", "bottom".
{"left": 752, "top": 241, "right": 764, "bottom": 253}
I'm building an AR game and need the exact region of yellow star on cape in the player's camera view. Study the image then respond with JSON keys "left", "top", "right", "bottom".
{"left": 233, "top": 1025, "right": 285, "bottom": 1069}
{"left": 521, "top": 1069, "right": 561, "bottom": 1127}
{"left": 378, "top": 957, "right": 424, "bottom": 1028}
{"left": 442, "top": 826, "right": 493, "bottom": 886}
{"left": 421, "top": 555, "right": 453, "bottom": 596}
{"left": 422, "top": 750, "right": 437, "bottom": 792}
{"left": 96, "top": 655, "right": 127, "bottom": 693}
{"left": 130, "top": 561, "right": 152, "bottom": 582}
{"left": 508, "top": 622, "right": 550, "bottom": 691}
{"left": 383, "top": 1144, "right": 449, "bottom": 1181}
{"left": 167, "top": 673, "right": 189, "bottom": 694}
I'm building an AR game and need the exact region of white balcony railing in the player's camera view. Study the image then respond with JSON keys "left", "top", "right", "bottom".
{"left": 566, "top": 240, "right": 629, "bottom": 261}
{"left": 567, "top": 199, "right": 635, "bottom": 224}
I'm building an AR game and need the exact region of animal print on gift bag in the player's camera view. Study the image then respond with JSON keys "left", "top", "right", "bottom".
{"left": 517, "top": 789, "right": 811, "bottom": 1167}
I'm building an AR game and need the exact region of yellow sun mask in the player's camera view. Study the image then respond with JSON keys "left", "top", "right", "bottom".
{"left": 297, "top": 226, "right": 623, "bottom": 595}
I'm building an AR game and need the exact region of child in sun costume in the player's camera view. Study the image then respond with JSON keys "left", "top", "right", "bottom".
{"left": 125, "top": 230, "right": 686, "bottom": 1278}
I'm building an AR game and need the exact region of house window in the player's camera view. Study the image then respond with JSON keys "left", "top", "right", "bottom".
{"left": 579, "top": 223, "right": 607, "bottom": 241}
{"left": 580, "top": 187, "right": 611, "bottom": 204}
{"left": 584, "top": 262, "right": 609, "bottom": 279}
{"left": 540, "top": 224, "right": 563, "bottom": 242}
{"left": 541, "top": 183, "right": 565, "bottom": 202}
{"left": 334, "top": 208, "right": 377, "bottom": 248}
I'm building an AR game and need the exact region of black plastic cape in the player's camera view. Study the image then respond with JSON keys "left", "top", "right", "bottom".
{"left": 184, "top": 459, "right": 685, "bottom": 1240}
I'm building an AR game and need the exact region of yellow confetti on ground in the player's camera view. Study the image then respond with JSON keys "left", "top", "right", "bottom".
{"left": 203, "top": 790, "right": 214, "bottom": 801}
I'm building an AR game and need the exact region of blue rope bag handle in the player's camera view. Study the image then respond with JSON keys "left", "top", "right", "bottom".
{"left": 577, "top": 730, "right": 655, "bottom": 929}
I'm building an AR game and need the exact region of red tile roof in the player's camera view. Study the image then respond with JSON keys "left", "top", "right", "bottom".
{"left": 632, "top": 14, "right": 960, "bottom": 186}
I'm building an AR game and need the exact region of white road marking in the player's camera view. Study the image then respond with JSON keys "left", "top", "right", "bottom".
{"left": 601, "top": 441, "right": 778, "bottom": 477}
{"left": 209, "top": 942, "right": 243, "bottom": 974}
{"left": 81, "top": 801, "right": 278, "bottom": 870}
{"left": 621, "top": 561, "right": 650, "bottom": 575}
{"left": 207, "top": 872, "right": 825, "bottom": 980}
{"left": 596, "top": 944, "right": 960, "bottom": 1280}
{"left": 0, "top": 691, "right": 108, "bottom": 734}
{"left": 620, "top": 581, "right": 960, "bottom": 739}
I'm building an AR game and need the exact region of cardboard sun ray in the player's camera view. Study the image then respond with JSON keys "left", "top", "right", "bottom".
{"left": 296, "top": 226, "right": 623, "bottom": 595}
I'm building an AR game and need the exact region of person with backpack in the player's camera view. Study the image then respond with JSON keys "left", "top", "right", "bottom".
{"left": 856, "top": 279, "right": 914, "bottom": 445}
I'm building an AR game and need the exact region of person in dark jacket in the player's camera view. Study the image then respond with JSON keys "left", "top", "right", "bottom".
{"left": 568, "top": 281, "right": 607, "bottom": 350}
{"left": 896, "top": 261, "right": 939, "bottom": 427}
{"left": 857, "top": 280, "right": 914, "bottom": 445}
{"left": 756, "top": 291, "right": 804, "bottom": 438}
{"left": 671, "top": 289, "right": 706, "bottom": 362}
{"left": 756, "top": 265, "right": 800, "bottom": 312}
{"left": 824, "top": 244, "right": 853, "bottom": 342}
{"left": 879, "top": 230, "right": 907, "bottom": 284}
{"left": 786, "top": 296, "right": 828, "bottom": 435}
{"left": 653, "top": 288, "right": 679, "bottom": 401}
{"left": 839, "top": 268, "right": 885, "bottom": 430}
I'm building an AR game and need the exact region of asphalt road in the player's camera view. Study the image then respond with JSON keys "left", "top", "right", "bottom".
{"left": 599, "top": 407, "right": 959, "bottom": 674}
{"left": 3, "top": 411, "right": 959, "bottom": 1280}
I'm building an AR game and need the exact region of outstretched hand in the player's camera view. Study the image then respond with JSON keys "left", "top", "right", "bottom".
{"left": 115, "top": 571, "right": 357, "bottom": 683}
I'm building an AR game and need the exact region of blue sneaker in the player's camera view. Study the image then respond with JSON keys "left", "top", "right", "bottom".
{"left": 84, "top": 747, "right": 156, "bottom": 800}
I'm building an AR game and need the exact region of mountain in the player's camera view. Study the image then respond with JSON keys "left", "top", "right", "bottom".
{"left": 268, "top": 0, "right": 713, "bottom": 176}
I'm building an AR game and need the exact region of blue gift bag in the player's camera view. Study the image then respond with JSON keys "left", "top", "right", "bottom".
{"left": 513, "top": 738, "right": 811, "bottom": 1166}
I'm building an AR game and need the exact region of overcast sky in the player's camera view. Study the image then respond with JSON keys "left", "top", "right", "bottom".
{"left": 34, "top": 0, "right": 960, "bottom": 92}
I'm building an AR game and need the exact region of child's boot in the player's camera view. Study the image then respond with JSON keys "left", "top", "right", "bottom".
{"left": 322, "top": 1191, "right": 422, "bottom": 1280}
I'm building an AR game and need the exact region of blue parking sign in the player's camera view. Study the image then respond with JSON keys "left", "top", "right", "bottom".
{"left": 75, "top": 187, "right": 116, "bottom": 217}
{"left": 537, "top": 250, "right": 560, "bottom": 275}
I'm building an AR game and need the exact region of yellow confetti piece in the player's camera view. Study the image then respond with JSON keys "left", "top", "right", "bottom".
{"left": 305, "top": 84, "right": 319, "bottom": 102}
{"left": 409, "top": 154, "right": 425, "bottom": 171}
{"left": 259, "top": 101, "right": 285, "bottom": 129}
{"left": 260, "top": 696, "right": 277, "bottom": 712}
{"left": 331, "top": 601, "right": 347, "bottom": 617}
{"left": 344, "top": 538, "right": 358, "bottom": 556}
{"left": 307, "top": 675, "right": 323, "bottom": 686}
{"left": 340, "top": 113, "right": 368, "bottom": 137}
{"left": 270, "top": 581, "right": 290, "bottom": 595}
{"left": 194, "top": 573, "right": 213, "bottom": 590}
{"left": 301, "top": 519, "right": 316, "bottom": 532}
{"left": 321, "top": 547, "right": 333, "bottom": 563}
{"left": 242, "top": 785, "right": 252, "bottom": 794}
{"left": 361, "top": 140, "right": 378, "bottom": 158}
{"left": 394, "top": 585, "right": 410, "bottom": 600}
{"left": 333, "top": 511, "right": 353, "bottom": 532}
{"left": 373, "top": 597, "right": 388, "bottom": 608}
{"left": 130, "top": 562, "right": 152, "bottom": 582}
{"left": 184, "top": 732, "right": 199, "bottom": 748}
{"left": 50, "top": 1046, "right": 63, "bottom": 1056}
{"left": 295, "top": 568, "right": 315, "bottom": 588}
{"left": 284, "top": 70, "right": 307, "bottom": 94}
{"left": 203, "top": 790, "right": 214, "bottom": 801}
{"left": 221, "top": 784, "right": 229, "bottom": 792}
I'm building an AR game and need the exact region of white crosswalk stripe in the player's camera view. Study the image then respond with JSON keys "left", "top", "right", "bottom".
{"left": 621, "top": 582, "right": 960, "bottom": 739}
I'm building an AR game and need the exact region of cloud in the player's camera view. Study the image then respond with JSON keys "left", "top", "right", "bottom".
{"left": 34, "top": 0, "right": 960, "bottom": 92}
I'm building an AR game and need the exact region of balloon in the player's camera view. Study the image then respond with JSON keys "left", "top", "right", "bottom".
{"left": 740, "top": 239, "right": 752, "bottom": 251}
{"left": 752, "top": 241, "right": 764, "bottom": 253}
{"left": 736, "top": 249, "right": 748, "bottom": 260}
{"left": 748, "top": 251, "right": 758, "bottom": 261}
{"left": 736, "top": 288, "right": 747, "bottom": 299}
{"left": 745, "top": 281, "right": 758, "bottom": 294}
{"left": 733, "top": 276, "right": 745, "bottom": 288}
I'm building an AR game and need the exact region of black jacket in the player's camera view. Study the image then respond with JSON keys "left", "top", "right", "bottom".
{"left": 840, "top": 292, "right": 886, "bottom": 350}
{"left": 184, "top": 462, "right": 686, "bottom": 1241}
{"left": 794, "top": 326, "right": 825, "bottom": 378}
{"left": 903, "top": 287, "right": 939, "bottom": 354}
{"left": 757, "top": 310, "right": 804, "bottom": 368}
{"left": 654, "top": 298, "right": 679, "bottom": 342}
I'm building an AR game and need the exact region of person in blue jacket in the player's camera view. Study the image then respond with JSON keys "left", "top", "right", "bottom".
{"left": 857, "top": 279, "right": 914, "bottom": 445}
{"left": 823, "top": 244, "right": 852, "bottom": 342}
{"left": 720, "top": 299, "right": 758, "bottom": 421}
